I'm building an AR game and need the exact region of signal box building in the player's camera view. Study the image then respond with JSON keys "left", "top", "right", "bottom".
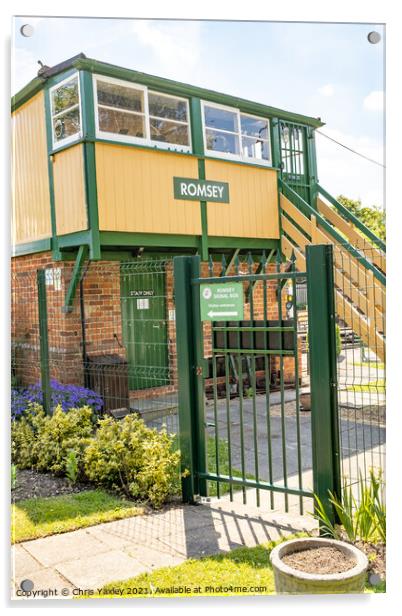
{"left": 11, "top": 54, "right": 385, "bottom": 414}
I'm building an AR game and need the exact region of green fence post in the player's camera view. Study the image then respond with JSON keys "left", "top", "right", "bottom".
{"left": 306, "top": 244, "right": 341, "bottom": 532}
{"left": 37, "top": 269, "right": 51, "bottom": 415}
{"left": 174, "top": 255, "right": 205, "bottom": 503}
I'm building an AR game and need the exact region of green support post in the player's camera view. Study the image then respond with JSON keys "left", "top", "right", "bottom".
{"left": 174, "top": 255, "right": 207, "bottom": 502}
{"left": 189, "top": 97, "right": 209, "bottom": 261}
{"left": 37, "top": 269, "right": 52, "bottom": 415}
{"left": 80, "top": 70, "right": 101, "bottom": 261}
{"left": 306, "top": 244, "right": 341, "bottom": 531}
{"left": 63, "top": 245, "right": 88, "bottom": 312}
{"left": 307, "top": 127, "right": 319, "bottom": 210}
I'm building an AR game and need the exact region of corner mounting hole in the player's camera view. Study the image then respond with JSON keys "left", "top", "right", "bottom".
{"left": 20, "top": 24, "right": 34, "bottom": 37}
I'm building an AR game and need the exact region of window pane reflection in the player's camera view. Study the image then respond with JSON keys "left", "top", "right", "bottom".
{"left": 205, "top": 129, "right": 240, "bottom": 154}
{"left": 98, "top": 108, "right": 145, "bottom": 137}
{"left": 150, "top": 118, "right": 189, "bottom": 145}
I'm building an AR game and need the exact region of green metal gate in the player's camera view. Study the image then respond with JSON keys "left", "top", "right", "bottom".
{"left": 174, "top": 244, "right": 341, "bottom": 523}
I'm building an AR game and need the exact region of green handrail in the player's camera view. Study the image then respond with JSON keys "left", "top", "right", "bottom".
{"left": 317, "top": 184, "right": 386, "bottom": 253}
{"left": 279, "top": 179, "right": 386, "bottom": 286}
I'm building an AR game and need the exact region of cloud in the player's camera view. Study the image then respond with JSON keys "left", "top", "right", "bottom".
{"left": 130, "top": 20, "right": 202, "bottom": 78}
{"left": 315, "top": 127, "right": 384, "bottom": 208}
{"left": 318, "top": 83, "right": 335, "bottom": 97}
{"left": 12, "top": 47, "right": 39, "bottom": 93}
{"left": 363, "top": 90, "right": 384, "bottom": 112}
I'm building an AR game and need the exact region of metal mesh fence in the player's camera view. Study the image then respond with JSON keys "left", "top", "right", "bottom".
{"left": 11, "top": 258, "right": 178, "bottom": 433}
{"left": 11, "top": 246, "right": 385, "bottom": 511}
{"left": 333, "top": 245, "right": 386, "bottom": 499}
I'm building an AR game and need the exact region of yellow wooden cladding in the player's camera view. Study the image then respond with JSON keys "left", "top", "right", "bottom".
{"left": 12, "top": 92, "right": 51, "bottom": 244}
{"left": 53, "top": 145, "right": 88, "bottom": 235}
{"left": 317, "top": 197, "right": 386, "bottom": 273}
{"left": 205, "top": 160, "right": 279, "bottom": 239}
{"left": 95, "top": 144, "right": 201, "bottom": 235}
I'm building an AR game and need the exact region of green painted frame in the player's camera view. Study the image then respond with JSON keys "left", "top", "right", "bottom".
{"left": 99, "top": 231, "right": 279, "bottom": 251}
{"left": 12, "top": 238, "right": 52, "bottom": 257}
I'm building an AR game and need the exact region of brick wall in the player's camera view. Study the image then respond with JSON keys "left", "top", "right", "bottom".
{"left": 12, "top": 252, "right": 300, "bottom": 406}
{"left": 12, "top": 253, "right": 126, "bottom": 390}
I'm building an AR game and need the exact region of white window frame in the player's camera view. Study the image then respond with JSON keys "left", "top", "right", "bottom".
{"left": 93, "top": 74, "right": 192, "bottom": 153}
{"left": 49, "top": 72, "right": 82, "bottom": 150}
{"left": 201, "top": 100, "right": 272, "bottom": 167}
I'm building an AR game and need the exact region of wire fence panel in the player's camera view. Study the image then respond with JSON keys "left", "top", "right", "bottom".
{"left": 333, "top": 245, "right": 386, "bottom": 500}
{"left": 11, "top": 245, "right": 385, "bottom": 513}
{"left": 11, "top": 258, "right": 178, "bottom": 433}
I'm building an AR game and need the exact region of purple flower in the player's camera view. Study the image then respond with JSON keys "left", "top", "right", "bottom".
{"left": 11, "top": 380, "right": 104, "bottom": 420}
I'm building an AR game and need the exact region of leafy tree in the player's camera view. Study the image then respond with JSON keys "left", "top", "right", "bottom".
{"left": 337, "top": 195, "right": 385, "bottom": 241}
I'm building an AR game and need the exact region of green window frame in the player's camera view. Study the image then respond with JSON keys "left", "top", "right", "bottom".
{"left": 49, "top": 72, "right": 82, "bottom": 149}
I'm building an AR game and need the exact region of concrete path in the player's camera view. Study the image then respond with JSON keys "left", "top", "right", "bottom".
{"left": 12, "top": 498, "right": 317, "bottom": 599}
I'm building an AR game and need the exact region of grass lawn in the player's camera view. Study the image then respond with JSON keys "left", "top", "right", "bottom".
{"left": 95, "top": 539, "right": 280, "bottom": 598}
{"left": 347, "top": 379, "right": 385, "bottom": 393}
{"left": 92, "top": 536, "right": 384, "bottom": 598}
{"left": 12, "top": 489, "right": 144, "bottom": 544}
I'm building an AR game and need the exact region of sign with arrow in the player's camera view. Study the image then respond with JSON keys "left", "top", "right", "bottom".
{"left": 200, "top": 283, "right": 244, "bottom": 321}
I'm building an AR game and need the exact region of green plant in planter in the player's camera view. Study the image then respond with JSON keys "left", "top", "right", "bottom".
{"left": 313, "top": 469, "right": 385, "bottom": 544}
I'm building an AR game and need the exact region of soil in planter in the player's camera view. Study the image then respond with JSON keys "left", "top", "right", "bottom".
{"left": 282, "top": 547, "right": 355, "bottom": 575}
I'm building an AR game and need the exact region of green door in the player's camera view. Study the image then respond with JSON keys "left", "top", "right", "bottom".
{"left": 121, "top": 265, "right": 168, "bottom": 390}
{"left": 279, "top": 120, "right": 311, "bottom": 204}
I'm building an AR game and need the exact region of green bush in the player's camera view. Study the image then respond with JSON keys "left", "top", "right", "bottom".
{"left": 12, "top": 405, "right": 93, "bottom": 477}
{"left": 11, "top": 404, "right": 47, "bottom": 469}
{"left": 84, "top": 414, "right": 180, "bottom": 508}
{"left": 34, "top": 406, "right": 93, "bottom": 475}
{"left": 12, "top": 405, "right": 180, "bottom": 508}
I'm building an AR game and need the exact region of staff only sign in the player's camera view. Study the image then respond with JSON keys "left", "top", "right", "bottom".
{"left": 173, "top": 177, "right": 230, "bottom": 203}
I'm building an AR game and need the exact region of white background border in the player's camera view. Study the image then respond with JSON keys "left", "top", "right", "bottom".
{"left": 2, "top": 1, "right": 401, "bottom": 613}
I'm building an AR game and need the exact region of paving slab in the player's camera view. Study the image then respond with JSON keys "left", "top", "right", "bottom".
{"left": 12, "top": 567, "right": 74, "bottom": 600}
{"left": 22, "top": 528, "right": 110, "bottom": 567}
{"left": 12, "top": 545, "right": 43, "bottom": 577}
{"left": 123, "top": 542, "right": 185, "bottom": 569}
{"left": 55, "top": 549, "right": 147, "bottom": 589}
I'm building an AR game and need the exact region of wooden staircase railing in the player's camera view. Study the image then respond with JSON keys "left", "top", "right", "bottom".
{"left": 279, "top": 184, "right": 385, "bottom": 361}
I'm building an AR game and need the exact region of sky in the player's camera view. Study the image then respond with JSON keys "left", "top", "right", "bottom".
{"left": 12, "top": 17, "right": 385, "bottom": 208}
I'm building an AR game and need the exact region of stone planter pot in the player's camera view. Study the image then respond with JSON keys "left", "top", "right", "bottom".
{"left": 270, "top": 537, "right": 368, "bottom": 595}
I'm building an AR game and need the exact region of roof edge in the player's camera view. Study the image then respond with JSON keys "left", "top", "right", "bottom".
{"left": 12, "top": 54, "right": 324, "bottom": 128}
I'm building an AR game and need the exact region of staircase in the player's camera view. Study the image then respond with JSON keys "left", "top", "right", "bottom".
{"left": 279, "top": 180, "right": 386, "bottom": 361}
